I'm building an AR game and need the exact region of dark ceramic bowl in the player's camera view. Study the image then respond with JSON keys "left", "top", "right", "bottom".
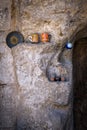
{"left": 6, "top": 31, "right": 24, "bottom": 48}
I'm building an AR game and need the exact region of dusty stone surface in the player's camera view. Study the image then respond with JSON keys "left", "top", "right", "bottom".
{"left": 12, "top": 43, "right": 72, "bottom": 105}
{"left": 0, "top": 0, "right": 87, "bottom": 44}
{"left": 0, "top": 84, "right": 17, "bottom": 128}
{"left": 0, "top": 42, "right": 72, "bottom": 130}
{"left": 0, "top": 43, "right": 18, "bottom": 129}
{"left": 0, "top": 0, "right": 11, "bottom": 30}
{"left": 0, "top": 43, "right": 16, "bottom": 84}
{"left": 20, "top": 0, "right": 87, "bottom": 44}
{"left": 0, "top": 0, "right": 87, "bottom": 130}
{"left": 11, "top": 43, "right": 73, "bottom": 130}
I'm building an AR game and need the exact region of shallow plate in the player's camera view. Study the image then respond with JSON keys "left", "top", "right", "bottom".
{"left": 6, "top": 31, "right": 24, "bottom": 48}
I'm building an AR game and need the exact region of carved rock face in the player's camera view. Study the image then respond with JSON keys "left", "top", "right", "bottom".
{"left": 46, "top": 63, "right": 69, "bottom": 82}
{"left": 0, "top": 43, "right": 72, "bottom": 130}
{"left": 0, "top": 0, "right": 87, "bottom": 130}
{"left": 73, "top": 38, "right": 87, "bottom": 130}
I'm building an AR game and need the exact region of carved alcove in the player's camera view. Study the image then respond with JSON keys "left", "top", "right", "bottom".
{"left": 72, "top": 26, "right": 87, "bottom": 130}
{"left": 54, "top": 25, "right": 87, "bottom": 130}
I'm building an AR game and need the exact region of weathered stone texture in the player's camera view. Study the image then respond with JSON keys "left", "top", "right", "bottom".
{"left": 12, "top": 43, "right": 72, "bottom": 105}
{"left": 0, "top": 43, "right": 16, "bottom": 84}
{"left": 0, "top": 43, "right": 18, "bottom": 128}
{"left": 0, "top": 0, "right": 11, "bottom": 30}
{"left": 0, "top": 84, "right": 17, "bottom": 128}
{"left": 0, "top": 0, "right": 87, "bottom": 130}
{"left": 11, "top": 43, "right": 72, "bottom": 130}
{"left": 20, "top": 0, "right": 87, "bottom": 44}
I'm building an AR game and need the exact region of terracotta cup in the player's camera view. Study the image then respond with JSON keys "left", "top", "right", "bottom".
{"left": 41, "top": 33, "right": 49, "bottom": 42}
{"left": 28, "top": 33, "right": 39, "bottom": 43}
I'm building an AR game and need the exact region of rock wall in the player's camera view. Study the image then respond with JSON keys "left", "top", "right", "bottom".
{"left": 18, "top": 0, "right": 87, "bottom": 44}
{"left": 0, "top": 0, "right": 87, "bottom": 130}
{"left": 0, "top": 43, "right": 73, "bottom": 130}
{"left": 0, "top": 43, "right": 18, "bottom": 130}
{"left": 1, "top": 0, "right": 87, "bottom": 44}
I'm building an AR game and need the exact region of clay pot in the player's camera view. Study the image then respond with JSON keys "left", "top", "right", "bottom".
{"left": 50, "top": 77, "right": 55, "bottom": 82}
{"left": 55, "top": 76, "right": 61, "bottom": 81}
{"left": 61, "top": 76, "right": 65, "bottom": 81}
{"left": 41, "top": 33, "right": 49, "bottom": 42}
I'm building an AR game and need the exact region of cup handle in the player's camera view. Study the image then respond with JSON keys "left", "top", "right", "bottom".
{"left": 28, "top": 36, "right": 32, "bottom": 42}
{"left": 48, "top": 34, "right": 51, "bottom": 40}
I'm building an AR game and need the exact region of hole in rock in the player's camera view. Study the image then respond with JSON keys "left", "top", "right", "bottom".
{"left": 46, "top": 63, "right": 69, "bottom": 82}
{"left": 73, "top": 38, "right": 87, "bottom": 130}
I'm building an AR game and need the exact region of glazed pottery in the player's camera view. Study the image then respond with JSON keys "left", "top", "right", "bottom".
{"left": 41, "top": 33, "right": 49, "bottom": 42}
{"left": 6, "top": 31, "right": 24, "bottom": 48}
{"left": 28, "top": 33, "right": 39, "bottom": 43}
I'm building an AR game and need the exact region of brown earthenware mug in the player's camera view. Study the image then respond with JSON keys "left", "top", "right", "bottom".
{"left": 28, "top": 33, "right": 39, "bottom": 43}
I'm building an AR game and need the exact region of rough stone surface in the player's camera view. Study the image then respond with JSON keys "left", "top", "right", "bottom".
{"left": 0, "top": 43, "right": 16, "bottom": 84}
{"left": 0, "top": 84, "right": 17, "bottom": 128}
{"left": 0, "top": 0, "right": 11, "bottom": 30}
{"left": 20, "top": 0, "right": 87, "bottom": 44}
{"left": 11, "top": 43, "right": 73, "bottom": 130}
{"left": 0, "top": 0, "right": 87, "bottom": 130}
{"left": 0, "top": 43, "right": 18, "bottom": 128}
{"left": 12, "top": 43, "right": 72, "bottom": 106}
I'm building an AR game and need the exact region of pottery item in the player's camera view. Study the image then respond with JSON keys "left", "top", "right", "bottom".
{"left": 6, "top": 31, "right": 24, "bottom": 48}
{"left": 65, "top": 42, "right": 73, "bottom": 49}
{"left": 50, "top": 77, "right": 55, "bottom": 82}
{"left": 41, "top": 32, "right": 49, "bottom": 42}
{"left": 61, "top": 76, "right": 65, "bottom": 81}
{"left": 49, "top": 74, "right": 56, "bottom": 82}
{"left": 28, "top": 33, "right": 39, "bottom": 43}
{"left": 55, "top": 76, "right": 61, "bottom": 81}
